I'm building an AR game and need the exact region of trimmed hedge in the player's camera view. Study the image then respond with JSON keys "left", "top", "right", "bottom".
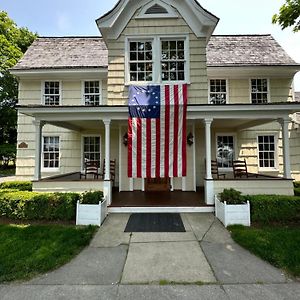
{"left": 244, "top": 195, "right": 300, "bottom": 224}
{"left": 0, "top": 191, "right": 80, "bottom": 221}
{"left": 0, "top": 181, "right": 32, "bottom": 191}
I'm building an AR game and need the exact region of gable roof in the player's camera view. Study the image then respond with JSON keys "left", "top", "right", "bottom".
{"left": 11, "top": 34, "right": 299, "bottom": 71}
{"left": 12, "top": 37, "right": 108, "bottom": 70}
{"left": 207, "top": 35, "right": 298, "bottom": 67}
{"left": 96, "top": 0, "right": 219, "bottom": 41}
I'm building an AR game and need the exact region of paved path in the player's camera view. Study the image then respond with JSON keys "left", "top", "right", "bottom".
{"left": 1, "top": 213, "right": 299, "bottom": 299}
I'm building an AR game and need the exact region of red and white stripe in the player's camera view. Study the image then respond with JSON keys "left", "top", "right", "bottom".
{"left": 128, "top": 84, "right": 187, "bottom": 178}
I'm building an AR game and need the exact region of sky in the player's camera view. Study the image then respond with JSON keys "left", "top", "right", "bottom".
{"left": 1, "top": 0, "right": 300, "bottom": 90}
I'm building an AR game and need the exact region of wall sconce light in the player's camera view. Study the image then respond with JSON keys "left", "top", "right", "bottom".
{"left": 187, "top": 132, "right": 194, "bottom": 146}
{"left": 123, "top": 133, "right": 128, "bottom": 146}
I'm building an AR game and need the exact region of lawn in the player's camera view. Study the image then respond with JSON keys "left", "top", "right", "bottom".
{"left": 229, "top": 225, "right": 300, "bottom": 277}
{"left": 0, "top": 224, "right": 97, "bottom": 282}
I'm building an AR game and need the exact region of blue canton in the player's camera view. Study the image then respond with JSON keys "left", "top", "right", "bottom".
{"left": 129, "top": 85, "right": 161, "bottom": 119}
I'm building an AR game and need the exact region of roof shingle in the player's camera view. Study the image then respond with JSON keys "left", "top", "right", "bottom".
{"left": 12, "top": 37, "right": 108, "bottom": 70}
{"left": 12, "top": 34, "right": 298, "bottom": 71}
{"left": 207, "top": 34, "right": 297, "bottom": 67}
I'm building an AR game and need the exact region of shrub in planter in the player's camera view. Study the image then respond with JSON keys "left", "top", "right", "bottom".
{"left": 0, "top": 181, "right": 32, "bottom": 191}
{"left": 81, "top": 191, "right": 104, "bottom": 204}
{"left": 219, "top": 188, "right": 245, "bottom": 204}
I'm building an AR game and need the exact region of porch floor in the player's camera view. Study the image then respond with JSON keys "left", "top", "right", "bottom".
{"left": 110, "top": 188, "right": 208, "bottom": 207}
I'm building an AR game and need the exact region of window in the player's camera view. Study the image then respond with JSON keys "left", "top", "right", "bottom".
{"left": 258, "top": 135, "right": 276, "bottom": 168}
{"left": 129, "top": 41, "right": 153, "bottom": 82}
{"left": 44, "top": 81, "right": 60, "bottom": 105}
{"left": 84, "top": 81, "right": 101, "bottom": 106}
{"left": 83, "top": 136, "right": 101, "bottom": 166}
{"left": 127, "top": 37, "right": 188, "bottom": 83}
{"left": 251, "top": 79, "right": 268, "bottom": 104}
{"left": 43, "top": 136, "right": 59, "bottom": 169}
{"left": 210, "top": 79, "right": 227, "bottom": 104}
{"left": 161, "top": 40, "right": 185, "bottom": 81}
{"left": 217, "top": 135, "right": 235, "bottom": 168}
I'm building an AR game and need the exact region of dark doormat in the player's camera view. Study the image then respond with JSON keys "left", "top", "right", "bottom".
{"left": 124, "top": 213, "right": 186, "bottom": 232}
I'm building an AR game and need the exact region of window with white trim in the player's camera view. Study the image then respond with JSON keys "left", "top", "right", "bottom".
{"left": 83, "top": 136, "right": 101, "bottom": 166}
{"left": 251, "top": 79, "right": 268, "bottom": 104}
{"left": 217, "top": 135, "right": 235, "bottom": 168}
{"left": 210, "top": 79, "right": 227, "bottom": 104}
{"left": 84, "top": 81, "right": 101, "bottom": 106}
{"left": 44, "top": 81, "right": 60, "bottom": 106}
{"left": 258, "top": 135, "right": 276, "bottom": 168}
{"left": 129, "top": 41, "right": 153, "bottom": 82}
{"left": 127, "top": 37, "right": 188, "bottom": 83}
{"left": 161, "top": 40, "right": 185, "bottom": 81}
{"left": 43, "top": 136, "right": 60, "bottom": 169}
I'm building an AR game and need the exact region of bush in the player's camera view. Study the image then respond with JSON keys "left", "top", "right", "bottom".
{"left": 0, "top": 181, "right": 32, "bottom": 191}
{"left": 245, "top": 195, "right": 300, "bottom": 224}
{"left": 0, "top": 191, "right": 81, "bottom": 221}
{"left": 295, "top": 187, "right": 300, "bottom": 196}
{"left": 81, "top": 191, "right": 104, "bottom": 204}
{"left": 0, "top": 144, "right": 16, "bottom": 167}
{"left": 294, "top": 182, "right": 300, "bottom": 188}
{"left": 219, "top": 188, "right": 244, "bottom": 204}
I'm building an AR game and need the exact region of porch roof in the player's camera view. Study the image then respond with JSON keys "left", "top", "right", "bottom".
{"left": 18, "top": 102, "right": 300, "bottom": 131}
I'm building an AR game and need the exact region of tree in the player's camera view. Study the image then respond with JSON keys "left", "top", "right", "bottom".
{"left": 272, "top": 0, "right": 300, "bottom": 32}
{"left": 0, "top": 11, "right": 37, "bottom": 146}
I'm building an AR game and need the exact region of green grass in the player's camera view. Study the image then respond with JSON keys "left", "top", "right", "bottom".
{"left": 0, "top": 224, "right": 97, "bottom": 282}
{"left": 229, "top": 225, "right": 300, "bottom": 277}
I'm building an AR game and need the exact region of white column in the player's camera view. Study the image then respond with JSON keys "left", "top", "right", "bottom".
{"left": 280, "top": 118, "right": 291, "bottom": 179}
{"left": 103, "top": 119, "right": 111, "bottom": 180}
{"left": 204, "top": 118, "right": 214, "bottom": 205}
{"left": 204, "top": 118, "right": 213, "bottom": 180}
{"left": 33, "top": 120, "right": 44, "bottom": 181}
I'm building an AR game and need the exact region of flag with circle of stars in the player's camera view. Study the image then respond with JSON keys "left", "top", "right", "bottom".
{"left": 129, "top": 86, "right": 161, "bottom": 119}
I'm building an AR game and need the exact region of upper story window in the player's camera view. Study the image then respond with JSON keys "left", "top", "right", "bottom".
{"left": 161, "top": 40, "right": 185, "bottom": 81}
{"left": 129, "top": 41, "right": 153, "bottom": 82}
{"left": 251, "top": 79, "right": 269, "bottom": 104}
{"left": 84, "top": 81, "right": 101, "bottom": 106}
{"left": 209, "top": 79, "right": 227, "bottom": 104}
{"left": 127, "top": 36, "right": 188, "bottom": 84}
{"left": 44, "top": 81, "right": 60, "bottom": 106}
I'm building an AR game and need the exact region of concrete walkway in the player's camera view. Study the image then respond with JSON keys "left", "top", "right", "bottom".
{"left": 1, "top": 213, "right": 299, "bottom": 299}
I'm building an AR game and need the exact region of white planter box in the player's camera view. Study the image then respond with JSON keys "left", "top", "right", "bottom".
{"left": 215, "top": 196, "right": 250, "bottom": 227}
{"left": 76, "top": 197, "right": 107, "bottom": 226}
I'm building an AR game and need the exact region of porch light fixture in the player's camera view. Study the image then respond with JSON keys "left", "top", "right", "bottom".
{"left": 123, "top": 133, "right": 128, "bottom": 146}
{"left": 187, "top": 132, "right": 194, "bottom": 146}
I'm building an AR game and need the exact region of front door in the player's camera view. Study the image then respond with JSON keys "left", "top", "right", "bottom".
{"left": 145, "top": 178, "right": 170, "bottom": 192}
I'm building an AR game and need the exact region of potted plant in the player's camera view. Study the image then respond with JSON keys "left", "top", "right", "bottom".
{"left": 76, "top": 191, "right": 107, "bottom": 226}
{"left": 215, "top": 188, "right": 250, "bottom": 227}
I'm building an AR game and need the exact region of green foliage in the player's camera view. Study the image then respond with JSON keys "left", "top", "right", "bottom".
{"left": 245, "top": 195, "right": 300, "bottom": 223}
{"left": 81, "top": 191, "right": 104, "bottom": 204}
{"left": 294, "top": 181, "right": 300, "bottom": 188}
{"left": 0, "top": 191, "right": 81, "bottom": 221}
{"left": 0, "top": 10, "right": 37, "bottom": 144}
{"left": 0, "top": 181, "right": 31, "bottom": 191}
{"left": 219, "top": 188, "right": 244, "bottom": 204}
{"left": 0, "top": 224, "right": 97, "bottom": 282}
{"left": 272, "top": 0, "right": 300, "bottom": 32}
{"left": 229, "top": 225, "right": 300, "bottom": 276}
{"left": 0, "top": 144, "right": 16, "bottom": 168}
{"left": 294, "top": 187, "right": 300, "bottom": 196}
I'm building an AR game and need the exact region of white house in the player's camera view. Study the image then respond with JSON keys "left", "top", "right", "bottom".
{"left": 11, "top": 0, "right": 300, "bottom": 212}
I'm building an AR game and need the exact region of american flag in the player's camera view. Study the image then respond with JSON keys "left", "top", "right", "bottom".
{"left": 128, "top": 84, "right": 187, "bottom": 178}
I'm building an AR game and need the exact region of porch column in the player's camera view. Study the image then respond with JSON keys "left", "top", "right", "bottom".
{"left": 204, "top": 118, "right": 214, "bottom": 205}
{"left": 103, "top": 119, "right": 112, "bottom": 205}
{"left": 33, "top": 120, "right": 44, "bottom": 181}
{"left": 280, "top": 117, "right": 292, "bottom": 179}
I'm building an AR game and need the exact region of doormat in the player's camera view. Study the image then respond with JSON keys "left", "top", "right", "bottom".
{"left": 124, "top": 213, "right": 186, "bottom": 232}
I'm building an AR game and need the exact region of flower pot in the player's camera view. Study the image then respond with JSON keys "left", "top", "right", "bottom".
{"left": 215, "top": 195, "right": 250, "bottom": 227}
{"left": 76, "top": 197, "right": 107, "bottom": 226}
